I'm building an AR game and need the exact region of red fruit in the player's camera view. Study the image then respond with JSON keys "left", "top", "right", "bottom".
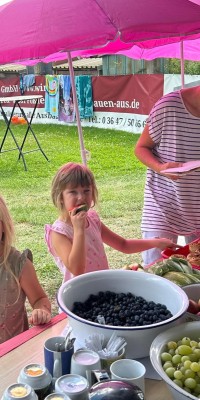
{"left": 187, "top": 299, "right": 200, "bottom": 314}
{"left": 131, "top": 265, "right": 139, "bottom": 271}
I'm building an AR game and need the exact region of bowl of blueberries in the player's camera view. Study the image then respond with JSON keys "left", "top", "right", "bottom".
{"left": 57, "top": 269, "right": 189, "bottom": 358}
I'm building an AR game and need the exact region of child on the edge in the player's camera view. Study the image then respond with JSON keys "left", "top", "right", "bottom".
{"left": 0, "top": 195, "right": 51, "bottom": 344}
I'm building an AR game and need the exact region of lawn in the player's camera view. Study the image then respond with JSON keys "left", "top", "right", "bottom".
{"left": 0, "top": 121, "right": 146, "bottom": 315}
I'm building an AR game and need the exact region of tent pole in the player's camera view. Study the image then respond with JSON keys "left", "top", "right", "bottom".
{"left": 180, "top": 41, "right": 185, "bottom": 89}
{"left": 67, "top": 51, "right": 87, "bottom": 166}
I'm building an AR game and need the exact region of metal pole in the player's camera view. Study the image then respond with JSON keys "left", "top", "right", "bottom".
{"left": 67, "top": 51, "right": 87, "bottom": 166}
{"left": 180, "top": 41, "right": 185, "bottom": 89}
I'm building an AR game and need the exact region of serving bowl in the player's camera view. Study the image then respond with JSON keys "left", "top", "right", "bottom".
{"left": 57, "top": 270, "right": 188, "bottom": 358}
{"left": 182, "top": 284, "right": 200, "bottom": 321}
{"left": 150, "top": 322, "right": 200, "bottom": 400}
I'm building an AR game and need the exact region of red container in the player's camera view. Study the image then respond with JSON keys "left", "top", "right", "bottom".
{"left": 162, "top": 238, "right": 200, "bottom": 270}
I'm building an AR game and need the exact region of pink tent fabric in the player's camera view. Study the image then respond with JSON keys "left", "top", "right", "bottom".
{"left": 0, "top": 0, "right": 200, "bottom": 64}
{"left": 16, "top": 36, "right": 200, "bottom": 66}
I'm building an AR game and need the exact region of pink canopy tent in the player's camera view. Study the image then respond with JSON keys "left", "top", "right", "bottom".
{"left": 1, "top": 0, "right": 200, "bottom": 164}
{"left": 0, "top": 0, "right": 200, "bottom": 64}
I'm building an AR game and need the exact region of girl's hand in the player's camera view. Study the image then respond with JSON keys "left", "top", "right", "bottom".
{"left": 28, "top": 309, "right": 51, "bottom": 326}
{"left": 69, "top": 208, "right": 87, "bottom": 230}
{"left": 155, "top": 238, "right": 179, "bottom": 250}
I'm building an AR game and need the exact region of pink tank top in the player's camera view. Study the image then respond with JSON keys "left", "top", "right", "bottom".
{"left": 45, "top": 209, "right": 109, "bottom": 283}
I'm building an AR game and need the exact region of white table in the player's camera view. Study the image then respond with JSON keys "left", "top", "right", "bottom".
{"left": 0, "top": 316, "right": 173, "bottom": 400}
{"left": 0, "top": 95, "right": 49, "bottom": 170}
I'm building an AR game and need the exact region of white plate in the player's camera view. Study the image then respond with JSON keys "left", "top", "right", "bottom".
{"left": 162, "top": 160, "right": 200, "bottom": 175}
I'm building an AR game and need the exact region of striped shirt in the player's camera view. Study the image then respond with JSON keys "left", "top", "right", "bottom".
{"left": 142, "top": 90, "right": 200, "bottom": 236}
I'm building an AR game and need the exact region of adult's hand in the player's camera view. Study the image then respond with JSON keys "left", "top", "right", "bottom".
{"left": 159, "top": 161, "right": 183, "bottom": 180}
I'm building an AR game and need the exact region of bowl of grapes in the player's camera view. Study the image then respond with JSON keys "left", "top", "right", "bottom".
{"left": 150, "top": 321, "right": 200, "bottom": 399}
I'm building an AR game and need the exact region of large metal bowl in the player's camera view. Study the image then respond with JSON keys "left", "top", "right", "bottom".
{"left": 57, "top": 269, "right": 188, "bottom": 358}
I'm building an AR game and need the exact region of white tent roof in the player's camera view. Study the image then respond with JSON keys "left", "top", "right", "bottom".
{"left": 53, "top": 57, "right": 102, "bottom": 70}
{"left": 0, "top": 63, "right": 26, "bottom": 72}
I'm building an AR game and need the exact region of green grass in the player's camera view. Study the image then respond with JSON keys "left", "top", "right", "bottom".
{"left": 0, "top": 121, "right": 146, "bottom": 314}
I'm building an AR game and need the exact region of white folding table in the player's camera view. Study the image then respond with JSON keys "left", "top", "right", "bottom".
{"left": 0, "top": 95, "right": 49, "bottom": 170}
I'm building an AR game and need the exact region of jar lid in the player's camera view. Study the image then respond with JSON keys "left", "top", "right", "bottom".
{"left": 44, "top": 394, "right": 70, "bottom": 400}
{"left": 73, "top": 350, "right": 100, "bottom": 365}
{"left": 3, "top": 383, "right": 37, "bottom": 400}
{"left": 55, "top": 374, "right": 89, "bottom": 394}
{"left": 24, "top": 364, "right": 44, "bottom": 377}
{"left": 18, "top": 363, "right": 52, "bottom": 390}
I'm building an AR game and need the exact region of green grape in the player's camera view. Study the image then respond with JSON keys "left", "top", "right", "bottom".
{"left": 163, "top": 361, "right": 173, "bottom": 370}
{"left": 161, "top": 352, "right": 172, "bottom": 362}
{"left": 184, "top": 369, "right": 195, "bottom": 379}
{"left": 180, "top": 366, "right": 186, "bottom": 374}
{"left": 184, "top": 378, "right": 197, "bottom": 389}
{"left": 169, "top": 349, "right": 175, "bottom": 356}
{"left": 190, "top": 340, "right": 198, "bottom": 348}
{"left": 190, "top": 362, "right": 200, "bottom": 372}
{"left": 167, "top": 341, "right": 177, "bottom": 350}
{"left": 165, "top": 367, "right": 176, "bottom": 378}
{"left": 174, "top": 370, "right": 183, "bottom": 380}
{"left": 172, "top": 354, "right": 182, "bottom": 365}
{"left": 189, "top": 353, "right": 199, "bottom": 362}
{"left": 194, "top": 349, "right": 200, "bottom": 359}
{"left": 181, "top": 355, "right": 190, "bottom": 362}
{"left": 184, "top": 360, "right": 191, "bottom": 369}
{"left": 194, "top": 383, "right": 200, "bottom": 395}
{"left": 173, "top": 379, "right": 183, "bottom": 388}
{"left": 178, "top": 345, "right": 192, "bottom": 355}
{"left": 181, "top": 337, "right": 191, "bottom": 346}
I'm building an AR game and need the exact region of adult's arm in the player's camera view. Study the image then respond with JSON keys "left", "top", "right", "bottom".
{"left": 134, "top": 125, "right": 183, "bottom": 179}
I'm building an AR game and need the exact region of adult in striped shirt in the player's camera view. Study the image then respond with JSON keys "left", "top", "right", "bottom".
{"left": 134, "top": 86, "right": 200, "bottom": 267}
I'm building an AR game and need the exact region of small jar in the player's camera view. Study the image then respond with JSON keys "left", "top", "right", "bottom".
{"left": 2, "top": 383, "right": 37, "bottom": 400}
{"left": 55, "top": 374, "right": 89, "bottom": 400}
{"left": 44, "top": 394, "right": 70, "bottom": 400}
{"left": 17, "top": 363, "right": 52, "bottom": 400}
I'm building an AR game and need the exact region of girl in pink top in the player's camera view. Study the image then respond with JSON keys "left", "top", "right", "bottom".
{"left": 45, "top": 162, "right": 177, "bottom": 283}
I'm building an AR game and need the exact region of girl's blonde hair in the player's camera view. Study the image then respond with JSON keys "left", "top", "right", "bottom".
{"left": 0, "top": 195, "right": 15, "bottom": 268}
{"left": 51, "top": 162, "right": 98, "bottom": 211}
{"left": 0, "top": 195, "right": 20, "bottom": 304}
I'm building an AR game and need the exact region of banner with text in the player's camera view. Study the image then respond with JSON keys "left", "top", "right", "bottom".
{"left": 0, "top": 74, "right": 199, "bottom": 134}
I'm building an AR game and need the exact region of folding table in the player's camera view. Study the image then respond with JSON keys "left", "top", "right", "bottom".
{"left": 0, "top": 95, "right": 49, "bottom": 171}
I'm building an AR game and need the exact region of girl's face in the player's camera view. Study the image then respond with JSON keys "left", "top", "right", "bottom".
{"left": 62, "top": 184, "right": 93, "bottom": 212}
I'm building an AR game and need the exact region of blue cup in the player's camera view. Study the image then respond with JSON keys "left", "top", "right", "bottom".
{"left": 44, "top": 336, "right": 74, "bottom": 380}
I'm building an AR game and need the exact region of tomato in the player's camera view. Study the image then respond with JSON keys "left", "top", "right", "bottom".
{"left": 187, "top": 299, "right": 200, "bottom": 314}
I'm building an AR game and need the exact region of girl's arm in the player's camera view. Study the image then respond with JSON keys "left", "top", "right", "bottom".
{"left": 51, "top": 223, "right": 86, "bottom": 276}
{"left": 20, "top": 258, "right": 51, "bottom": 325}
{"left": 101, "top": 222, "right": 177, "bottom": 254}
